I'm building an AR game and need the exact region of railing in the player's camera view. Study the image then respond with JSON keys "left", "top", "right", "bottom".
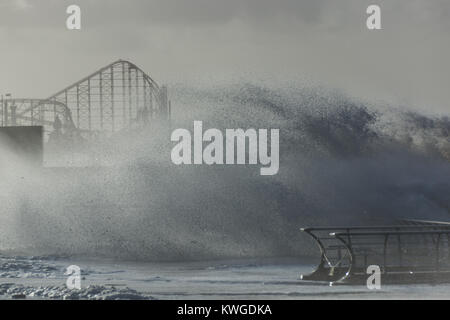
{"left": 300, "top": 220, "right": 450, "bottom": 284}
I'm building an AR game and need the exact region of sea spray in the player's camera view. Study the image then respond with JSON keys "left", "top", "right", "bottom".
{"left": 0, "top": 82, "right": 449, "bottom": 261}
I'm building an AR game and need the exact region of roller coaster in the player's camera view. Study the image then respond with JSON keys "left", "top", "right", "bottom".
{"left": 0, "top": 59, "right": 170, "bottom": 143}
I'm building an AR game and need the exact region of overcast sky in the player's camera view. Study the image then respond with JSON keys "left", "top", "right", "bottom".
{"left": 0, "top": 0, "right": 449, "bottom": 114}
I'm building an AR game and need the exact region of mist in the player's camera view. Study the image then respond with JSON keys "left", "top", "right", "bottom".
{"left": 0, "top": 83, "right": 448, "bottom": 261}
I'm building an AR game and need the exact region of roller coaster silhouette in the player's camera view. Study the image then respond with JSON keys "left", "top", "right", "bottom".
{"left": 0, "top": 60, "right": 170, "bottom": 147}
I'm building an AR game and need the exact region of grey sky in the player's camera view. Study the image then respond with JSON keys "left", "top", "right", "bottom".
{"left": 0, "top": 0, "right": 449, "bottom": 114}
